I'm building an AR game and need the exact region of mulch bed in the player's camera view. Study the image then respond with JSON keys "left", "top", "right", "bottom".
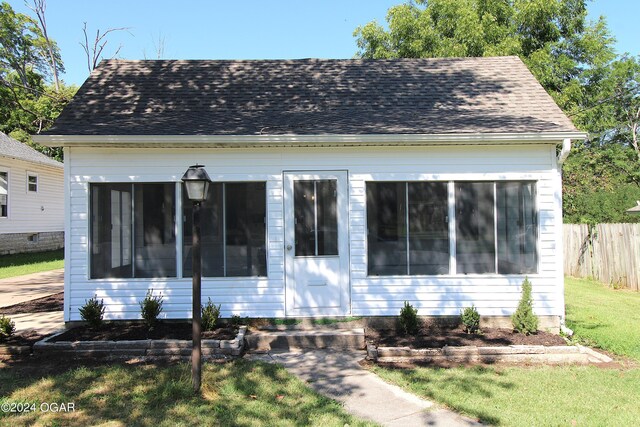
{"left": 51, "top": 322, "right": 238, "bottom": 342}
{"left": 0, "top": 292, "right": 64, "bottom": 315}
{"left": 367, "top": 326, "right": 567, "bottom": 348}
{"left": 1, "top": 330, "right": 50, "bottom": 347}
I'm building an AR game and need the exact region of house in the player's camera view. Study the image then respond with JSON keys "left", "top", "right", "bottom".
{"left": 34, "top": 57, "right": 586, "bottom": 329}
{"left": 0, "top": 132, "right": 64, "bottom": 255}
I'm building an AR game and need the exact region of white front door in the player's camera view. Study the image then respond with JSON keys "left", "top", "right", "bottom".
{"left": 284, "top": 171, "right": 350, "bottom": 316}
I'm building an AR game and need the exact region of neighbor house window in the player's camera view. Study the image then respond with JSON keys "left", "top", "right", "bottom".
{"left": 183, "top": 182, "right": 267, "bottom": 277}
{"left": 90, "top": 183, "right": 176, "bottom": 279}
{"left": 27, "top": 173, "right": 38, "bottom": 192}
{"left": 366, "top": 180, "right": 538, "bottom": 276}
{"left": 366, "top": 182, "right": 449, "bottom": 275}
{"left": 0, "top": 171, "right": 7, "bottom": 217}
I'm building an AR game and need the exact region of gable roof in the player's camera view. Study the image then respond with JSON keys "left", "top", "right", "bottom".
{"left": 0, "top": 132, "right": 63, "bottom": 168}
{"left": 45, "top": 56, "right": 578, "bottom": 137}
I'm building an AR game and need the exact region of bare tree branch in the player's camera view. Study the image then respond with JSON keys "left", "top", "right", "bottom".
{"left": 25, "top": 0, "right": 61, "bottom": 92}
{"left": 80, "top": 22, "right": 132, "bottom": 72}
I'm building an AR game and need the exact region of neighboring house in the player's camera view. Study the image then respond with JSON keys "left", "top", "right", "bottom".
{"left": 35, "top": 57, "right": 586, "bottom": 328}
{"left": 0, "top": 132, "right": 64, "bottom": 255}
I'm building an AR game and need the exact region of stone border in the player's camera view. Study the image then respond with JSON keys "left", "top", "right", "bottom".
{"left": 367, "top": 343, "right": 613, "bottom": 364}
{"left": 32, "top": 326, "right": 247, "bottom": 361}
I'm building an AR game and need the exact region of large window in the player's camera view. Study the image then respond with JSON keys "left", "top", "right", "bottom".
{"left": 455, "top": 182, "right": 495, "bottom": 274}
{"left": 367, "top": 182, "right": 449, "bottom": 275}
{"left": 183, "top": 182, "right": 267, "bottom": 277}
{"left": 496, "top": 182, "right": 537, "bottom": 274}
{"left": 90, "top": 183, "right": 176, "bottom": 279}
{"left": 0, "top": 171, "right": 7, "bottom": 217}
{"left": 366, "top": 180, "right": 537, "bottom": 276}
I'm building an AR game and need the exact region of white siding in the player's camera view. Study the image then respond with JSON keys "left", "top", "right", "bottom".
{"left": 65, "top": 144, "right": 563, "bottom": 322}
{"left": 0, "top": 157, "right": 64, "bottom": 234}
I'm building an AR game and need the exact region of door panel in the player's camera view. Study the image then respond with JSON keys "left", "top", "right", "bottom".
{"left": 284, "top": 172, "right": 349, "bottom": 316}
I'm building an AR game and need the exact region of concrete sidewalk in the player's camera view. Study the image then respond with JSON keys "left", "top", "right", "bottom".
{"left": 249, "top": 350, "right": 481, "bottom": 426}
{"left": 0, "top": 269, "right": 64, "bottom": 307}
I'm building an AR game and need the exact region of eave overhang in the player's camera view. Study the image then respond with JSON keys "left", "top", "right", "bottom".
{"left": 34, "top": 131, "right": 588, "bottom": 148}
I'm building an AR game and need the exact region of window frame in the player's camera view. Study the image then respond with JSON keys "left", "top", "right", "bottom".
{"left": 88, "top": 182, "right": 178, "bottom": 280}
{"left": 365, "top": 179, "right": 540, "bottom": 278}
{"left": 26, "top": 172, "right": 38, "bottom": 193}
{"left": 182, "top": 181, "right": 269, "bottom": 278}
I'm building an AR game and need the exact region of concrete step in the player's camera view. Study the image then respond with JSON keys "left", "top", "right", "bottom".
{"left": 245, "top": 328, "right": 366, "bottom": 351}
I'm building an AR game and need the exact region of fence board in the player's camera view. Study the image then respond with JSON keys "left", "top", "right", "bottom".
{"left": 564, "top": 224, "right": 640, "bottom": 291}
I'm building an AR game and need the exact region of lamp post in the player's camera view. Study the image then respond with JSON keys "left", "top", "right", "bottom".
{"left": 181, "top": 164, "right": 212, "bottom": 393}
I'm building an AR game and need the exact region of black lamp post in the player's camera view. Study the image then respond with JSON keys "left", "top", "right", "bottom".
{"left": 181, "top": 164, "right": 212, "bottom": 393}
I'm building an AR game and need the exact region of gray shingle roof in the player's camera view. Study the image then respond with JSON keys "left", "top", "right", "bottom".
{"left": 46, "top": 56, "right": 578, "bottom": 136}
{"left": 0, "top": 132, "right": 63, "bottom": 168}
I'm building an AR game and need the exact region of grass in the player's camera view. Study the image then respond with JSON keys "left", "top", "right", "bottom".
{"left": 0, "top": 250, "right": 64, "bottom": 279}
{"left": 565, "top": 276, "right": 640, "bottom": 361}
{"left": 371, "top": 364, "right": 640, "bottom": 426}
{"left": 370, "top": 277, "right": 640, "bottom": 426}
{"left": 0, "top": 359, "right": 375, "bottom": 427}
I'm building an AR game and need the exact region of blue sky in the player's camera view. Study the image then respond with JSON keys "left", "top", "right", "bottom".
{"left": 6, "top": 0, "right": 639, "bottom": 86}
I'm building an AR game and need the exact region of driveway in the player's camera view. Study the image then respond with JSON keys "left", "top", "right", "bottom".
{"left": 0, "top": 269, "right": 65, "bottom": 334}
{"left": 0, "top": 269, "right": 64, "bottom": 308}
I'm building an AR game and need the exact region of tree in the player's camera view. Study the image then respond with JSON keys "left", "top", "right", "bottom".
{"left": 0, "top": 1, "right": 74, "bottom": 160}
{"left": 80, "top": 22, "right": 131, "bottom": 72}
{"left": 0, "top": 1, "right": 49, "bottom": 87}
{"left": 354, "top": 0, "right": 640, "bottom": 223}
{"left": 26, "top": 0, "right": 64, "bottom": 93}
{"left": 354, "top": 0, "right": 615, "bottom": 116}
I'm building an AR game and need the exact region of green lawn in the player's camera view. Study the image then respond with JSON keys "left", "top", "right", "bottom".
{"left": 565, "top": 277, "right": 640, "bottom": 361}
{"left": 371, "top": 277, "right": 640, "bottom": 426}
{"left": 0, "top": 250, "right": 64, "bottom": 279}
{"left": 0, "top": 359, "right": 374, "bottom": 427}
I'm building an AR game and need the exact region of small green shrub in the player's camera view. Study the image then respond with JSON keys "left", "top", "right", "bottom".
{"left": 0, "top": 315, "right": 16, "bottom": 341}
{"left": 201, "top": 298, "right": 221, "bottom": 331}
{"left": 461, "top": 305, "right": 480, "bottom": 334}
{"left": 79, "top": 295, "right": 105, "bottom": 330}
{"left": 230, "top": 314, "right": 245, "bottom": 327}
{"left": 140, "top": 290, "right": 163, "bottom": 330}
{"left": 512, "top": 277, "right": 539, "bottom": 335}
{"left": 399, "top": 301, "right": 419, "bottom": 335}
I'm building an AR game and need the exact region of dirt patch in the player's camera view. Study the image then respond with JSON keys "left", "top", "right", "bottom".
{"left": 0, "top": 330, "right": 50, "bottom": 347}
{"left": 367, "top": 326, "right": 567, "bottom": 348}
{"left": 0, "top": 292, "right": 63, "bottom": 315}
{"left": 51, "top": 322, "right": 237, "bottom": 342}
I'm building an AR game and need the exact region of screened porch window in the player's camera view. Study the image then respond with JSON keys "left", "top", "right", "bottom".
{"left": 182, "top": 182, "right": 267, "bottom": 277}
{"left": 366, "top": 182, "right": 450, "bottom": 275}
{"left": 90, "top": 183, "right": 176, "bottom": 279}
{"left": 366, "top": 180, "right": 538, "bottom": 276}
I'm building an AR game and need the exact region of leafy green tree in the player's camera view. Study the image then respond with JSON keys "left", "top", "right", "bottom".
{"left": 0, "top": 1, "right": 73, "bottom": 161}
{"left": 355, "top": 0, "right": 640, "bottom": 223}
{"left": 354, "top": 0, "right": 615, "bottom": 117}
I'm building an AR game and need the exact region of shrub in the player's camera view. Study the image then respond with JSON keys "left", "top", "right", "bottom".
{"left": 512, "top": 277, "right": 539, "bottom": 335}
{"left": 0, "top": 315, "right": 16, "bottom": 341}
{"left": 461, "top": 305, "right": 480, "bottom": 334}
{"left": 399, "top": 301, "right": 419, "bottom": 335}
{"left": 79, "top": 295, "right": 105, "bottom": 329}
{"left": 201, "top": 298, "right": 221, "bottom": 331}
{"left": 140, "top": 290, "right": 163, "bottom": 330}
{"left": 230, "top": 314, "right": 244, "bottom": 327}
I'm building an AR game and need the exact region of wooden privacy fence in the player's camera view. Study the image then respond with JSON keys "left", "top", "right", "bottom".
{"left": 564, "top": 224, "right": 640, "bottom": 291}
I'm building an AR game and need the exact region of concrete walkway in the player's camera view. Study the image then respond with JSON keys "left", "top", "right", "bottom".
{"left": 0, "top": 268, "right": 64, "bottom": 307}
{"left": 249, "top": 350, "right": 481, "bottom": 426}
{"left": 0, "top": 269, "right": 65, "bottom": 334}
